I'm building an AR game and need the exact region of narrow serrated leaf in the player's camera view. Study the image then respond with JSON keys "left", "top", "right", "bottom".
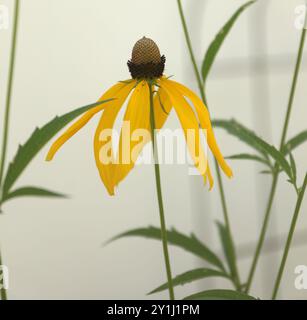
{"left": 201, "top": 1, "right": 256, "bottom": 85}
{"left": 213, "top": 119, "right": 292, "bottom": 178}
{"left": 282, "top": 130, "right": 307, "bottom": 155}
{"left": 2, "top": 99, "right": 113, "bottom": 197}
{"left": 1, "top": 186, "right": 67, "bottom": 204}
{"left": 183, "top": 289, "right": 257, "bottom": 300}
{"left": 149, "top": 268, "right": 229, "bottom": 295}
{"left": 107, "top": 226, "right": 225, "bottom": 271}
{"left": 213, "top": 119, "right": 269, "bottom": 158}
{"left": 248, "top": 134, "right": 292, "bottom": 178}
{"left": 226, "top": 153, "right": 270, "bottom": 167}
{"left": 259, "top": 170, "right": 273, "bottom": 175}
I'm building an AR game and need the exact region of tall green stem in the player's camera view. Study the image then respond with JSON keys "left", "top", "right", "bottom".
{"left": 245, "top": 27, "right": 306, "bottom": 293}
{"left": 0, "top": 0, "right": 20, "bottom": 196}
{"left": 0, "top": 0, "right": 20, "bottom": 301}
{"left": 148, "top": 82, "right": 175, "bottom": 300}
{"left": 176, "top": 0, "right": 206, "bottom": 105}
{"left": 176, "top": 0, "right": 240, "bottom": 289}
{"left": 271, "top": 173, "right": 307, "bottom": 299}
{"left": 245, "top": 175, "right": 278, "bottom": 293}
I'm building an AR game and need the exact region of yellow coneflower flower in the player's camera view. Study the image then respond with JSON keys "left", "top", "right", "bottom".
{"left": 46, "top": 37, "right": 232, "bottom": 195}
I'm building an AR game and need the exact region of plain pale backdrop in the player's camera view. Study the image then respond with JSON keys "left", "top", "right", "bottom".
{"left": 0, "top": 0, "right": 306, "bottom": 299}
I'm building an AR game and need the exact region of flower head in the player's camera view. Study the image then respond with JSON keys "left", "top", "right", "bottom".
{"left": 46, "top": 37, "right": 232, "bottom": 195}
{"left": 128, "top": 37, "right": 166, "bottom": 79}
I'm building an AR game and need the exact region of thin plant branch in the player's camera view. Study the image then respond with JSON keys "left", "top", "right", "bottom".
{"left": 245, "top": 26, "right": 307, "bottom": 293}
{"left": 176, "top": 0, "right": 241, "bottom": 290}
{"left": 0, "top": 0, "right": 20, "bottom": 197}
{"left": 272, "top": 173, "right": 307, "bottom": 299}
{"left": 0, "top": 0, "right": 20, "bottom": 301}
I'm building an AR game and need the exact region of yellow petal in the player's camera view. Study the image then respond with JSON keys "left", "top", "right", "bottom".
{"left": 46, "top": 81, "right": 133, "bottom": 161}
{"left": 153, "top": 85, "right": 172, "bottom": 129}
{"left": 113, "top": 81, "right": 151, "bottom": 188}
{"left": 164, "top": 79, "right": 233, "bottom": 178}
{"left": 161, "top": 79, "right": 208, "bottom": 179}
{"left": 94, "top": 81, "right": 136, "bottom": 195}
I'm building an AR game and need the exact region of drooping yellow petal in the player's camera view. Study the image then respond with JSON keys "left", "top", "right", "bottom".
{"left": 153, "top": 86, "right": 172, "bottom": 129}
{"left": 160, "top": 79, "right": 208, "bottom": 179}
{"left": 113, "top": 81, "right": 151, "bottom": 188}
{"left": 94, "top": 81, "right": 137, "bottom": 195}
{"left": 163, "top": 79, "right": 233, "bottom": 178}
{"left": 46, "top": 81, "right": 133, "bottom": 161}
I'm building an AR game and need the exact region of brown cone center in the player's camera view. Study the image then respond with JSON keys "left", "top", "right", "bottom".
{"left": 131, "top": 37, "right": 161, "bottom": 65}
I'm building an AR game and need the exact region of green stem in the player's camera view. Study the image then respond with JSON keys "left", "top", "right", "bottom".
{"left": 148, "top": 82, "right": 175, "bottom": 300}
{"left": 215, "top": 162, "right": 230, "bottom": 233}
{"left": 215, "top": 160, "right": 240, "bottom": 290}
{"left": 245, "top": 27, "right": 306, "bottom": 293}
{"left": 278, "top": 28, "right": 306, "bottom": 151}
{"left": 271, "top": 173, "right": 307, "bottom": 299}
{"left": 245, "top": 174, "right": 278, "bottom": 292}
{"left": 0, "top": 0, "right": 20, "bottom": 301}
{"left": 176, "top": 0, "right": 240, "bottom": 290}
{"left": 177, "top": 0, "right": 207, "bottom": 105}
{"left": 0, "top": 0, "right": 20, "bottom": 203}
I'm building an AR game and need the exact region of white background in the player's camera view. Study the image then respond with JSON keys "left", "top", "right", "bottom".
{"left": 0, "top": 0, "right": 306, "bottom": 299}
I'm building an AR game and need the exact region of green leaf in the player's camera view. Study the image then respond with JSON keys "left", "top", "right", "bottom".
{"left": 201, "top": 1, "right": 256, "bottom": 85}
{"left": 1, "top": 186, "right": 67, "bottom": 203}
{"left": 213, "top": 119, "right": 269, "bottom": 158}
{"left": 107, "top": 226, "right": 225, "bottom": 271}
{"left": 247, "top": 133, "right": 292, "bottom": 179}
{"left": 226, "top": 153, "right": 271, "bottom": 167}
{"left": 259, "top": 170, "right": 274, "bottom": 175}
{"left": 216, "top": 222, "right": 238, "bottom": 281}
{"left": 213, "top": 119, "right": 292, "bottom": 178}
{"left": 149, "top": 268, "right": 229, "bottom": 295}
{"left": 183, "top": 289, "right": 257, "bottom": 300}
{"left": 2, "top": 99, "right": 113, "bottom": 197}
{"left": 282, "top": 130, "right": 307, "bottom": 155}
